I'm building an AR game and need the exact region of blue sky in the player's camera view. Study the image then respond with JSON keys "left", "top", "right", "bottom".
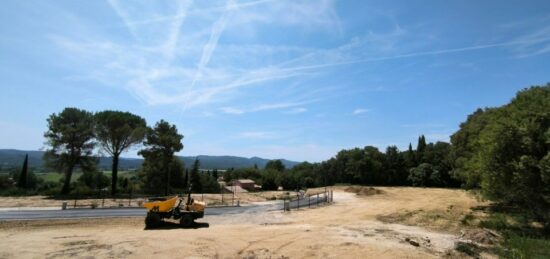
{"left": 1, "top": 0, "right": 550, "bottom": 162}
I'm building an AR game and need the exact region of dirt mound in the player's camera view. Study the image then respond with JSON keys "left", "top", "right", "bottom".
{"left": 344, "top": 186, "right": 385, "bottom": 196}
{"left": 461, "top": 228, "right": 501, "bottom": 246}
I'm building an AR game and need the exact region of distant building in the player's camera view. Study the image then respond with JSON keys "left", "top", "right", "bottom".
{"left": 234, "top": 179, "right": 261, "bottom": 191}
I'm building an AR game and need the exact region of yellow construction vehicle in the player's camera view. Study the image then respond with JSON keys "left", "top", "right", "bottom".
{"left": 143, "top": 190, "right": 206, "bottom": 228}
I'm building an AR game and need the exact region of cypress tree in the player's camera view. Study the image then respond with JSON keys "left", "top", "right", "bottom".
{"left": 17, "top": 154, "right": 28, "bottom": 188}
{"left": 416, "top": 135, "right": 427, "bottom": 163}
{"left": 183, "top": 169, "right": 189, "bottom": 188}
{"left": 406, "top": 143, "right": 416, "bottom": 168}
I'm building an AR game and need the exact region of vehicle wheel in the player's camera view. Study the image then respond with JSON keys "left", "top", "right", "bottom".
{"left": 145, "top": 212, "right": 161, "bottom": 228}
{"left": 180, "top": 214, "right": 193, "bottom": 228}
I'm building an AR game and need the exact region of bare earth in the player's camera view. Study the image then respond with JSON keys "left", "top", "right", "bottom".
{"left": 0, "top": 187, "right": 496, "bottom": 258}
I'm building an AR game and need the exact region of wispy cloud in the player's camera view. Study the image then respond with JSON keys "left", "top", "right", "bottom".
{"left": 190, "top": 0, "right": 235, "bottom": 88}
{"left": 53, "top": 1, "right": 550, "bottom": 115}
{"left": 353, "top": 108, "right": 369, "bottom": 115}
{"left": 106, "top": 0, "right": 139, "bottom": 39}
{"left": 220, "top": 107, "right": 244, "bottom": 114}
{"left": 221, "top": 101, "right": 314, "bottom": 115}
{"left": 285, "top": 107, "right": 307, "bottom": 114}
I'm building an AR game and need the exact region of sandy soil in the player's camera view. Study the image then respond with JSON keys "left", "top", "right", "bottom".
{"left": 0, "top": 191, "right": 291, "bottom": 209}
{"left": 0, "top": 187, "right": 495, "bottom": 259}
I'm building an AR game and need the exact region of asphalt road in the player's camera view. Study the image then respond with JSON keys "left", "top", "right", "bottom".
{"left": 0, "top": 196, "right": 327, "bottom": 221}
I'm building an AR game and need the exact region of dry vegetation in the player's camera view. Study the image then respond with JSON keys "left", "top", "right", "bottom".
{"left": 0, "top": 187, "right": 499, "bottom": 258}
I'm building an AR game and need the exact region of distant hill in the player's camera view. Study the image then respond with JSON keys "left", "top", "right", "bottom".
{"left": 0, "top": 149, "right": 300, "bottom": 171}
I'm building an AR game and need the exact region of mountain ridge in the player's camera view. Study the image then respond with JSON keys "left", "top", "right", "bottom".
{"left": 0, "top": 149, "right": 301, "bottom": 171}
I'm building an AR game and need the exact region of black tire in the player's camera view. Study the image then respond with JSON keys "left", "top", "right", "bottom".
{"left": 180, "top": 214, "right": 194, "bottom": 228}
{"left": 145, "top": 212, "right": 161, "bottom": 228}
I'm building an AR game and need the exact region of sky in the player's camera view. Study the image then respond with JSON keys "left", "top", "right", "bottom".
{"left": 1, "top": 0, "right": 550, "bottom": 162}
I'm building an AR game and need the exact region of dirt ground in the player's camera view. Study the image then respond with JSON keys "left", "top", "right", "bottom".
{"left": 0, "top": 187, "right": 496, "bottom": 258}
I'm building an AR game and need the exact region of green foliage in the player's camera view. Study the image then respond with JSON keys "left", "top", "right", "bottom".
{"left": 224, "top": 167, "right": 262, "bottom": 183}
{"left": 10, "top": 167, "right": 41, "bottom": 189}
{"left": 261, "top": 169, "right": 278, "bottom": 190}
{"left": 17, "top": 154, "right": 28, "bottom": 188}
{"left": 77, "top": 170, "right": 109, "bottom": 190}
{"left": 453, "top": 85, "right": 550, "bottom": 223}
{"left": 0, "top": 174, "right": 14, "bottom": 189}
{"left": 95, "top": 110, "right": 147, "bottom": 196}
{"left": 408, "top": 163, "right": 439, "bottom": 187}
{"left": 140, "top": 156, "right": 185, "bottom": 195}
{"left": 43, "top": 107, "right": 97, "bottom": 194}
{"left": 265, "top": 160, "right": 285, "bottom": 172}
{"left": 139, "top": 120, "right": 183, "bottom": 195}
{"left": 501, "top": 233, "right": 550, "bottom": 259}
{"left": 200, "top": 173, "right": 220, "bottom": 193}
{"left": 190, "top": 159, "right": 202, "bottom": 193}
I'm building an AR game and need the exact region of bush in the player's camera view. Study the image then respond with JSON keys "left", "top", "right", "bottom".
{"left": 77, "top": 170, "right": 109, "bottom": 190}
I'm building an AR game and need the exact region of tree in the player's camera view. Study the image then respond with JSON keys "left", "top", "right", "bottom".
{"left": 190, "top": 159, "right": 202, "bottom": 193}
{"left": 265, "top": 160, "right": 285, "bottom": 172}
{"left": 451, "top": 84, "right": 550, "bottom": 224}
{"left": 77, "top": 170, "right": 109, "bottom": 190}
{"left": 385, "top": 146, "right": 407, "bottom": 185}
{"left": 44, "top": 108, "right": 97, "bottom": 194}
{"left": 408, "top": 163, "right": 438, "bottom": 187}
{"left": 212, "top": 169, "right": 218, "bottom": 180}
{"left": 183, "top": 169, "right": 189, "bottom": 188}
{"left": 17, "top": 154, "right": 28, "bottom": 189}
{"left": 405, "top": 143, "right": 416, "bottom": 168}
{"left": 95, "top": 111, "right": 147, "bottom": 196}
{"left": 261, "top": 169, "right": 278, "bottom": 190}
{"left": 138, "top": 120, "right": 183, "bottom": 196}
{"left": 416, "top": 135, "right": 427, "bottom": 163}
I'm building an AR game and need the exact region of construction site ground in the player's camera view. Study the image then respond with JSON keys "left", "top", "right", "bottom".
{"left": 0, "top": 186, "right": 497, "bottom": 258}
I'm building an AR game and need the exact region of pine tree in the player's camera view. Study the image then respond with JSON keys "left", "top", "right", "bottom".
{"left": 17, "top": 154, "right": 28, "bottom": 189}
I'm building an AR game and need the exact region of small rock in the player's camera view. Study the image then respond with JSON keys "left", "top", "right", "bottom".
{"left": 405, "top": 237, "right": 410, "bottom": 242}
{"left": 409, "top": 240, "right": 420, "bottom": 247}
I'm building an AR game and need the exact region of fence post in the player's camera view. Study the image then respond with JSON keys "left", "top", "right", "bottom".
{"left": 316, "top": 193, "right": 319, "bottom": 206}
{"left": 297, "top": 194, "right": 300, "bottom": 210}
{"left": 308, "top": 196, "right": 311, "bottom": 208}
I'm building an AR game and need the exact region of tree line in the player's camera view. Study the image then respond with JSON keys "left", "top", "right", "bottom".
{"left": 27, "top": 108, "right": 217, "bottom": 196}
{"left": 221, "top": 84, "right": 550, "bottom": 226}
{"left": 4, "top": 84, "right": 549, "bottom": 226}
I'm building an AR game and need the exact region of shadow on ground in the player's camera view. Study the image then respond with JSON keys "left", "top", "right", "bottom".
{"left": 144, "top": 221, "right": 210, "bottom": 230}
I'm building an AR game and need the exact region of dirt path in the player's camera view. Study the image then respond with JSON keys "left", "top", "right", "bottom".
{"left": 0, "top": 187, "right": 493, "bottom": 258}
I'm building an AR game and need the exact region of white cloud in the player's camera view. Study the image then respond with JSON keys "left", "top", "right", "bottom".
{"left": 220, "top": 101, "right": 312, "bottom": 115}
{"left": 220, "top": 107, "right": 244, "bottom": 114}
{"left": 285, "top": 107, "right": 307, "bottom": 114}
{"left": 353, "top": 108, "right": 369, "bottom": 115}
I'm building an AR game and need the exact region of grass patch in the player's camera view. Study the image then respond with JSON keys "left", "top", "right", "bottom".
{"left": 478, "top": 211, "right": 550, "bottom": 258}
{"left": 461, "top": 213, "right": 475, "bottom": 225}
{"left": 499, "top": 233, "right": 550, "bottom": 259}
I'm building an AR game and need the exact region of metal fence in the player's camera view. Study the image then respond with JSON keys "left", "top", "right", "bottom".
{"left": 282, "top": 189, "right": 333, "bottom": 211}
